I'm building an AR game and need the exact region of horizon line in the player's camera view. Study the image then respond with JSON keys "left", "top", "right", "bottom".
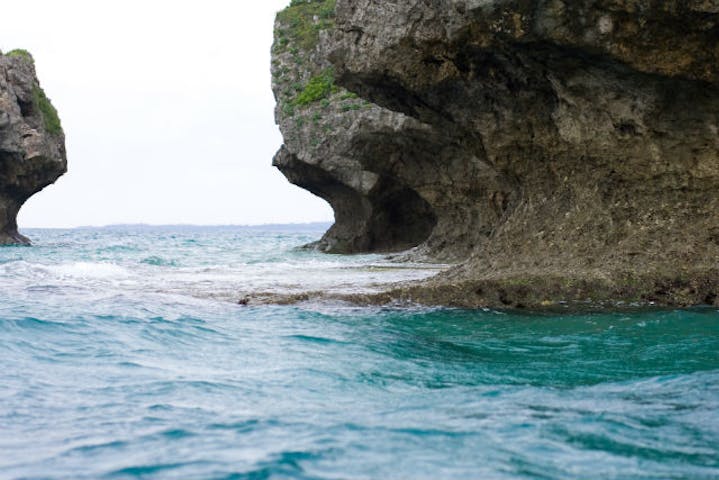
{"left": 21, "top": 221, "right": 333, "bottom": 230}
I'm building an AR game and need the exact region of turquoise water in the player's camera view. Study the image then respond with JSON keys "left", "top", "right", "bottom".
{"left": 1, "top": 226, "right": 718, "bottom": 479}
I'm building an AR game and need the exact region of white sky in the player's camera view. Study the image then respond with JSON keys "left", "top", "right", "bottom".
{"left": 3, "top": 0, "right": 333, "bottom": 227}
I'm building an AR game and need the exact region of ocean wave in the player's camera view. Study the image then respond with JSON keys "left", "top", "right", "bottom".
{"left": 44, "top": 262, "right": 133, "bottom": 279}
{"left": 0, "top": 260, "right": 132, "bottom": 280}
{"left": 0, "top": 227, "right": 717, "bottom": 479}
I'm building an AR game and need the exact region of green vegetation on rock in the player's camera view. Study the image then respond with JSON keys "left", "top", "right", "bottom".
{"left": 276, "top": 0, "right": 336, "bottom": 52}
{"left": 294, "top": 68, "right": 336, "bottom": 107}
{"left": 1, "top": 49, "right": 61, "bottom": 134}
{"left": 32, "top": 85, "right": 62, "bottom": 135}
{"left": 6, "top": 49, "right": 33, "bottom": 61}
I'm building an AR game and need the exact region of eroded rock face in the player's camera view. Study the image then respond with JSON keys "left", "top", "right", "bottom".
{"left": 274, "top": 0, "right": 719, "bottom": 306}
{"left": 273, "top": 1, "right": 437, "bottom": 255}
{"left": 272, "top": 0, "right": 496, "bottom": 259}
{"left": 0, "top": 51, "right": 66, "bottom": 245}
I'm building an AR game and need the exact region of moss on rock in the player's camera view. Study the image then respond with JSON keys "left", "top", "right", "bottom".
{"left": 6, "top": 49, "right": 33, "bottom": 61}
{"left": 32, "top": 85, "right": 62, "bottom": 135}
{"left": 294, "top": 68, "right": 336, "bottom": 107}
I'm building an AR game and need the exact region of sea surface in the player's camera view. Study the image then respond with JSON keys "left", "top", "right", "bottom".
{"left": 0, "top": 225, "right": 717, "bottom": 479}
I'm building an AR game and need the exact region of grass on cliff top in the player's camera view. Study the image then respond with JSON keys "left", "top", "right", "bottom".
{"left": 32, "top": 85, "right": 62, "bottom": 135}
{"left": 5, "top": 49, "right": 34, "bottom": 62}
{"left": 276, "top": 0, "right": 336, "bottom": 51}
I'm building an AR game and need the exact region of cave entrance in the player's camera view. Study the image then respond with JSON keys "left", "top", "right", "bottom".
{"left": 367, "top": 181, "right": 437, "bottom": 252}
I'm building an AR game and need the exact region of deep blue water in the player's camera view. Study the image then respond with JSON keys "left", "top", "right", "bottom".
{"left": 1, "top": 226, "right": 718, "bottom": 479}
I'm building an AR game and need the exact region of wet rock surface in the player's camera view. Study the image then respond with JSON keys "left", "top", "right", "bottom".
{"left": 0, "top": 51, "right": 66, "bottom": 245}
{"left": 273, "top": 0, "right": 719, "bottom": 307}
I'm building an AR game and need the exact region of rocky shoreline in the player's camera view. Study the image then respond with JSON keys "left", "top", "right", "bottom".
{"left": 234, "top": 269, "right": 719, "bottom": 310}
{"left": 271, "top": 0, "right": 719, "bottom": 309}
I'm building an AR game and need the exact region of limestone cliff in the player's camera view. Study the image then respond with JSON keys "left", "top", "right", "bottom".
{"left": 273, "top": 0, "right": 719, "bottom": 307}
{"left": 272, "top": 0, "right": 445, "bottom": 256}
{"left": 0, "top": 50, "right": 66, "bottom": 245}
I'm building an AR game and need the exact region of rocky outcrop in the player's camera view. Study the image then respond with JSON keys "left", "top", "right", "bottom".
{"left": 272, "top": 1, "right": 487, "bottom": 259}
{"left": 273, "top": 0, "right": 719, "bottom": 307}
{"left": 0, "top": 50, "right": 66, "bottom": 245}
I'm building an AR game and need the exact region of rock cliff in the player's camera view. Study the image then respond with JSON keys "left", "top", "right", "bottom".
{"left": 0, "top": 50, "right": 66, "bottom": 245}
{"left": 273, "top": 0, "right": 719, "bottom": 307}
{"left": 273, "top": 1, "right": 439, "bottom": 255}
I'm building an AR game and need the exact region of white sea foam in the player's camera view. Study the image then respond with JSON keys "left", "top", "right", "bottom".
{"left": 0, "top": 257, "right": 443, "bottom": 302}
{"left": 0, "top": 227, "right": 449, "bottom": 303}
{"left": 44, "top": 262, "right": 133, "bottom": 279}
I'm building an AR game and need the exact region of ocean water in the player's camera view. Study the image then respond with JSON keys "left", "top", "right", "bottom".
{"left": 0, "top": 225, "right": 717, "bottom": 479}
